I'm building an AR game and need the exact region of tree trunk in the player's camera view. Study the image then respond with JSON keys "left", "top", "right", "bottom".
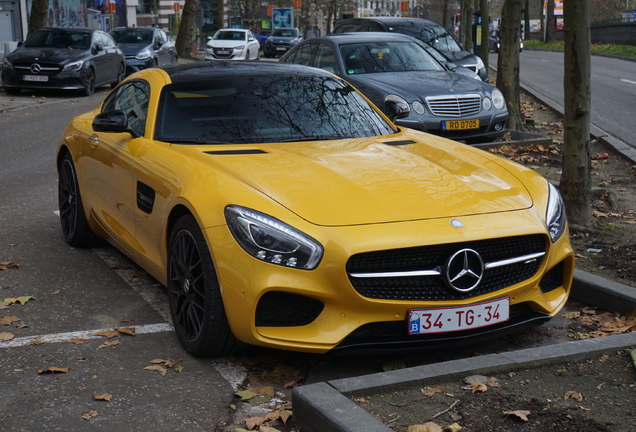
{"left": 176, "top": 0, "right": 200, "bottom": 59}
{"left": 546, "top": 0, "right": 555, "bottom": 41}
{"left": 461, "top": 0, "right": 474, "bottom": 51}
{"left": 28, "top": 0, "right": 48, "bottom": 37}
{"left": 560, "top": 0, "right": 593, "bottom": 228}
{"left": 479, "top": 0, "right": 489, "bottom": 76}
{"left": 524, "top": 0, "right": 530, "bottom": 40}
{"left": 496, "top": 0, "right": 525, "bottom": 131}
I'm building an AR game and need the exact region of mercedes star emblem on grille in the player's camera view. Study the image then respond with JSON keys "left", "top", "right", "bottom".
{"left": 30, "top": 63, "right": 42, "bottom": 74}
{"left": 445, "top": 248, "right": 484, "bottom": 292}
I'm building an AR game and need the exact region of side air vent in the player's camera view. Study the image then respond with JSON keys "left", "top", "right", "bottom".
{"left": 205, "top": 149, "right": 267, "bottom": 155}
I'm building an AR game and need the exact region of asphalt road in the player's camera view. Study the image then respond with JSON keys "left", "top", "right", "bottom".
{"left": 490, "top": 50, "right": 636, "bottom": 148}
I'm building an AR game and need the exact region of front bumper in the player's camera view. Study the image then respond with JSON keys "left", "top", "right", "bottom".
{"left": 1, "top": 68, "right": 86, "bottom": 90}
{"left": 205, "top": 47, "right": 250, "bottom": 60}
{"left": 124, "top": 57, "right": 154, "bottom": 75}
{"left": 207, "top": 208, "right": 574, "bottom": 354}
{"left": 395, "top": 111, "right": 509, "bottom": 143}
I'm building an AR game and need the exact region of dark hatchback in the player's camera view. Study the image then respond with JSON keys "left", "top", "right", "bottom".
{"left": 109, "top": 27, "right": 178, "bottom": 75}
{"left": 1, "top": 27, "right": 125, "bottom": 96}
{"left": 263, "top": 28, "right": 303, "bottom": 58}
{"left": 333, "top": 17, "right": 488, "bottom": 81}
{"left": 280, "top": 33, "right": 508, "bottom": 143}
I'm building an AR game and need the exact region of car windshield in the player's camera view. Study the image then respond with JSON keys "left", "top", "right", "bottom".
{"left": 388, "top": 23, "right": 462, "bottom": 53}
{"left": 213, "top": 31, "right": 246, "bottom": 41}
{"left": 24, "top": 30, "right": 91, "bottom": 49}
{"left": 272, "top": 29, "right": 298, "bottom": 37}
{"left": 340, "top": 41, "right": 445, "bottom": 75}
{"left": 155, "top": 75, "right": 395, "bottom": 144}
{"left": 110, "top": 29, "right": 153, "bottom": 44}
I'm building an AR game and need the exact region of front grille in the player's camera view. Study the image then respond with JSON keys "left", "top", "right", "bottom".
{"left": 539, "top": 260, "right": 565, "bottom": 293}
{"left": 255, "top": 291, "right": 324, "bottom": 327}
{"left": 426, "top": 94, "right": 481, "bottom": 117}
{"left": 346, "top": 235, "right": 546, "bottom": 301}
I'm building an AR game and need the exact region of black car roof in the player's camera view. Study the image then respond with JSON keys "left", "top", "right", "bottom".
{"left": 39, "top": 27, "right": 97, "bottom": 33}
{"left": 336, "top": 17, "right": 441, "bottom": 27}
{"left": 323, "top": 32, "right": 420, "bottom": 44}
{"left": 162, "top": 61, "right": 336, "bottom": 83}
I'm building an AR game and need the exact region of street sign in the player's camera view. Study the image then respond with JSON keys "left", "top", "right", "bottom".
{"left": 272, "top": 7, "right": 293, "bottom": 28}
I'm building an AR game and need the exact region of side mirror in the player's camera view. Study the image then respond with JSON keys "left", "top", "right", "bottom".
{"left": 445, "top": 62, "right": 458, "bottom": 72}
{"left": 385, "top": 96, "right": 410, "bottom": 121}
{"left": 92, "top": 110, "right": 138, "bottom": 138}
{"left": 92, "top": 43, "right": 104, "bottom": 54}
{"left": 207, "top": 36, "right": 212, "bottom": 41}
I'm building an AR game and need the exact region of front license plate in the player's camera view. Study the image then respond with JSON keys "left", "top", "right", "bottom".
{"left": 408, "top": 297, "right": 509, "bottom": 335}
{"left": 217, "top": 50, "right": 231, "bottom": 55}
{"left": 23, "top": 75, "right": 48, "bottom": 82}
{"left": 442, "top": 119, "right": 480, "bottom": 130}
{"left": 276, "top": 47, "right": 287, "bottom": 51}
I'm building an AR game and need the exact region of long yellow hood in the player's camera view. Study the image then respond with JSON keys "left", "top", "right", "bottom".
{"left": 195, "top": 136, "right": 534, "bottom": 227}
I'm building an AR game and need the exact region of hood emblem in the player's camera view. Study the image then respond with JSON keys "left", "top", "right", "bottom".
{"left": 445, "top": 248, "right": 484, "bottom": 292}
{"left": 450, "top": 219, "right": 463, "bottom": 228}
{"left": 30, "top": 63, "right": 42, "bottom": 74}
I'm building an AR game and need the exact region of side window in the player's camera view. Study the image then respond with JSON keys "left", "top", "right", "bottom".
{"left": 101, "top": 32, "right": 117, "bottom": 48}
{"left": 157, "top": 30, "right": 167, "bottom": 44}
{"left": 102, "top": 81, "right": 151, "bottom": 137}
{"left": 295, "top": 43, "right": 315, "bottom": 66}
{"left": 314, "top": 43, "right": 337, "bottom": 73}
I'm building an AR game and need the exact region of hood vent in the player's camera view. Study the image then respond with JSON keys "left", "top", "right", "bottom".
{"left": 205, "top": 149, "right": 267, "bottom": 155}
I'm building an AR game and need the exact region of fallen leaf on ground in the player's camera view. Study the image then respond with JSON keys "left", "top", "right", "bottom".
{"left": 443, "top": 424, "right": 463, "bottom": 432}
{"left": 81, "top": 410, "right": 98, "bottom": 420}
{"left": 247, "top": 385, "right": 275, "bottom": 397}
{"left": 421, "top": 385, "right": 444, "bottom": 398}
{"left": 114, "top": 326, "right": 135, "bottom": 336}
{"left": 93, "top": 393, "right": 112, "bottom": 401}
{"left": 97, "top": 340, "right": 120, "bottom": 349}
{"left": 93, "top": 330, "right": 118, "bottom": 338}
{"left": 471, "top": 382, "right": 487, "bottom": 393}
{"left": 565, "top": 391, "right": 584, "bottom": 401}
{"left": 487, "top": 377, "right": 499, "bottom": 388}
{"left": 144, "top": 365, "right": 168, "bottom": 376}
{"left": 407, "top": 422, "right": 443, "bottom": 432}
{"left": 244, "top": 416, "right": 265, "bottom": 429}
{"left": 504, "top": 410, "right": 531, "bottom": 421}
{"left": 50, "top": 290, "right": 62, "bottom": 295}
{"left": 259, "top": 426, "right": 281, "bottom": 432}
{"left": 266, "top": 409, "right": 292, "bottom": 424}
{"left": 4, "top": 296, "right": 35, "bottom": 305}
{"left": 38, "top": 367, "right": 69, "bottom": 374}
{"left": 0, "top": 332, "right": 14, "bottom": 341}
{"left": 68, "top": 338, "right": 88, "bottom": 345}
{"left": 0, "top": 316, "right": 20, "bottom": 325}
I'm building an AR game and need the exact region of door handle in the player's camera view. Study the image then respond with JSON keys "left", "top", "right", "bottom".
{"left": 88, "top": 135, "right": 99, "bottom": 148}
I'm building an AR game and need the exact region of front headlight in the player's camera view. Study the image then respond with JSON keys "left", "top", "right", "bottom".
{"left": 385, "top": 94, "right": 410, "bottom": 116}
{"left": 546, "top": 182, "right": 567, "bottom": 242}
{"left": 135, "top": 49, "right": 153, "bottom": 60}
{"left": 63, "top": 60, "right": 84, "bottom": 72}
{"left": 491, "top": 88, "right": 506, "bottom": 110}
{"left": 234, "top": 45, "right": 245, "bottom": 51}
{"left": 225, "top": 205, "right": 324, "bottom": 270}
{"left": 475, "top": 56, "right": 485, "bottom": 69}
{"left": 482, "top": 97, "right": 492, "bottom": 111}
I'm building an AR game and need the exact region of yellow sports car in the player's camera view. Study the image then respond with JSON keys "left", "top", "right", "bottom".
{"left": 57, "top": 62, "right": 574, "bottom": 356}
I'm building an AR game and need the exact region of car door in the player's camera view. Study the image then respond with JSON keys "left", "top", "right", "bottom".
{"left": 101, "top": 31, "right": 122, "bottom": 82}
{"left": 154, "top": 29, "right": 168, "bottom": 66}
{"left": 78, "top": 80, "right": 151, "bottom": 256}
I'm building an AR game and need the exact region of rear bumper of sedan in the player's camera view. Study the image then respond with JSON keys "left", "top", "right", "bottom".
{"left": 208, "top": 209, "right": 574, "bottom": 354}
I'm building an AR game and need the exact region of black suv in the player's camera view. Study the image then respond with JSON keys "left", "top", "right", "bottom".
{"left": 333, "top": 17, "right": 488, "bottom": 81}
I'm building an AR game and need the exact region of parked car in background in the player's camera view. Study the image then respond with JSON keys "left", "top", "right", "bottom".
{"left": 488, "top": 29, "right": 523, "bottom": 53}
{"left": 56, "top": 61, "right": 574, "bottom": 356}
{"left": 280, "top": 33, "right": 508, "bottom": 143}
{"left": 333, "top": 17, "right": 488, "bottom": 81}
{"left": 1, "top": 27, "right": 125, "bottom": 96}
{"left": 257, "top": 29, "right": 272, "bottom": 47}
{"left": 263, "top": 28, "right": 303, "bottom": 58}
{"left": 109, "top": 26, "right": 178, "bottom": 75}
{"left": 205, "top": 29, "right": 260, "bottom": 60}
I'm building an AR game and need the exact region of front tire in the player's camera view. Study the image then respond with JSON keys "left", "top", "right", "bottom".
{"left": 167, "top": 214, "right": 242, "bottom": 357}
{"left": 58, "top": 152, "right": 99, "bottom": 247}
{"left": 82, "top": 68, "right": 95, "bottom": 96}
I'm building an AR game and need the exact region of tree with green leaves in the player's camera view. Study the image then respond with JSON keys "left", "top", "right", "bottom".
{"left": 561, "top": 0, "right": 593, "bottom": 228}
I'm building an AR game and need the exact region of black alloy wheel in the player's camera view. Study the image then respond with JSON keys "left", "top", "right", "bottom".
{"left": 167, "top": 214, "right": 242, "bottom": 357}
{"left": 82, "top": 68, "right": 95, "bottom": 96}
{"left": 58, "top": 153, "right": 99, "bottom": 247}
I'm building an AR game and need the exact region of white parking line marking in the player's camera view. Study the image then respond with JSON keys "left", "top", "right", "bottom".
{"left": 0, "top": 323, "right": 174, "bottom": 348}
{"left": 621, "top": 79, "right": 636, "bottom": 85}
